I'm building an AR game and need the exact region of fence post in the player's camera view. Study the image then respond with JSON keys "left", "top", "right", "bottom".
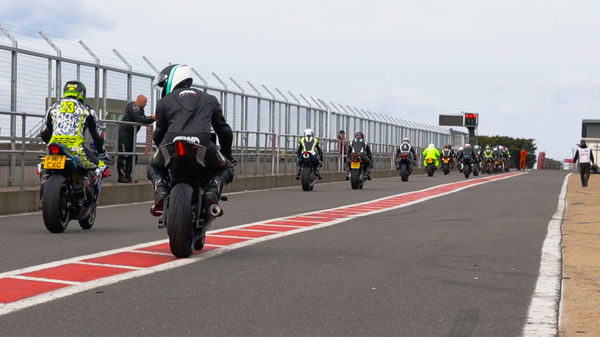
{"left": 112, "top": 48, "right": 132, "bottom": 101}
{"left": 0, "top": 24, "right": 18, "bottom": 187}
{"left": 79, "top": 40, "right": 101, "bottom": 112}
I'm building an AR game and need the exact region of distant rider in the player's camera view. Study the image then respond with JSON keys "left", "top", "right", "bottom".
{"left": 441, "top": 144, "right": 455, "bottom": 169}
{"left": 346, "top": 131, "right": 373, "bottom": 180}
{"left": 458, "top": 143, "right": 475, "bottom": 163}
{"left": 422, "top": 143, "right": 440, "bottom": 168}
{"left": 296, "top": 128, "right": 323, "bottom": 179}
{"left": 147, "top": 64, "right": 235, "bottom": 216}
{"left": 395, "top": 137, "right": 417, "bottom": 169}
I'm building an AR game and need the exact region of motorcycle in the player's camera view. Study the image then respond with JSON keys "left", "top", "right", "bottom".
{"left": 472, "top": 157, "right": 480, "bottom": 176}
{"left": 300, "top": 151, "right": 317, "bottom": 191}
{"left": 425, "top": 158, "right": 436, "bottom": 177}
{"left": 156, "top": 137, "right": 227, "bottom": 258}
{"left": 494, "top": 159, "right": 503, "bottom": 173}
{"left": 349, "top": 153, "right": 367, "bottom": 190}
{"left": 502, "top": 157, "right": 510, "bottom": 172}
{"left": 483, "top": 158, "right": 494, "bottom": 174}
{"left": 39, "top": 143, "right": 108, "bottom": 233}
{"left": 397, "top": 152, "right": 413, "bottom": 182}
{"left": 463, "top": 157, "right": 473, "bottom": 178}
{"left": 441, "top": 156, "right": 451, "bottom": 175}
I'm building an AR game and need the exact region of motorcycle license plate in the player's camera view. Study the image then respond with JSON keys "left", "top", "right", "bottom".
{"left": 427, "top": 159, "right": 434, "bottom": 163}
{"left": 350, "top": 162, "right": 361, "bottom": 169}
{"left": 44, "top": 155, "right": 66, "bottom": 169}
{"left": 443, "top": 158, "right": 449, "bottom": 163}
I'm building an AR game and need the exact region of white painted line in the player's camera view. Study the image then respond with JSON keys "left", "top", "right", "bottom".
{"left": 0, "top": 172, "right": 526, "bottom": 316}
{"left": 9, "top": 275, "right": 81, "bottom": 286}
{"left": 73, "top": 262, "right": 143, "bottom": 270}
{"left": 209, "top": 234, "right": 260, "bottom": 239}
{"left": 521, "top": 173, "right": 570, "bottom": 336}
{"left": 129, "top": 250, "right": 173, "bottom": 257}
{"left": 231, "top": 228, "right": 282, "bottom": 234}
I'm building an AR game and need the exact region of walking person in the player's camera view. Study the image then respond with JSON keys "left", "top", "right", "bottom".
{"left": 117, "top": 95, "right": 155, "bottom": 183}
{"left": 519, "top": 148, "right": 528, "bottom": 171}
{"left": 573, "top": 140, "right": 595, "bottom": 187}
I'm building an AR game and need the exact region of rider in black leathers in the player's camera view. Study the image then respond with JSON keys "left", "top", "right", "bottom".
{"left": 346, "top": 132, "right": 373, "bottom": 180}
{"left": 147, "top": 65, "right": 235, "bottom": 215}
{"left": 395, "top": 137, "right": 417, "bottom": 168}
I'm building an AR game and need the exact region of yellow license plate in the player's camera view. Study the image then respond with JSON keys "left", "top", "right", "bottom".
{"left": 350, "top": 162, "right": 361, "bottom": 169}
{"left": 44, "top": 155, "right": 66, "bottom": 169}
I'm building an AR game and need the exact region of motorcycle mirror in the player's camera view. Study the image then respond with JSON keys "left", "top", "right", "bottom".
{"left": 220, "top": 195, "right": 228, "bottom": 202}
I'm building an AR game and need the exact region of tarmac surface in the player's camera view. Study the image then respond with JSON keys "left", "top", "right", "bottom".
{"left": 0, "top": 170, "right": 567, "bottom": 336}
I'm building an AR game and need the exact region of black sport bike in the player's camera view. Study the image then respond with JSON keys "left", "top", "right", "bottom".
{"left": 156, "top": 137, "right": 227, "bottom": 258}
{"left": 39, "top": 143, "right": 108, "bottom": 233}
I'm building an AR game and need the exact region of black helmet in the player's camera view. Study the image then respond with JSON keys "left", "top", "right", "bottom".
{"left": 354, "top": 131, "right": 364, "bottom": 140}
{"left": 63, "top": 81, "right": 86, "bottom": 101}
{"left": 154, "top": 64, "right": 194, "bottom": 98}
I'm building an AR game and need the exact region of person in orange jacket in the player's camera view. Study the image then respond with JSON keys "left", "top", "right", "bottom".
{"left": 519, "top": 148, "right": 528, "bottom": 171}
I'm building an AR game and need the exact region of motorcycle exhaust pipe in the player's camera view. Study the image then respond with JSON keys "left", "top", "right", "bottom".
{"left": 209, "top": 204, "right": 223, "bottom": 217}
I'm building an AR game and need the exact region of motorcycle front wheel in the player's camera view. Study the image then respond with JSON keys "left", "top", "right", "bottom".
{"left": 167, "top": 183, "right": 194, "bottom": 258}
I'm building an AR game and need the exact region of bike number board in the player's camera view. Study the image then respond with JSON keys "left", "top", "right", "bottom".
{"left": 44, "top": 155, "right": 66, "bottom": 169}
{"left": 350, "top": 162, "right": 361, "bottom": 169}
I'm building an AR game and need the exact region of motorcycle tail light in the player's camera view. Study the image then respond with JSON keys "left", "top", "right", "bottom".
{"left": 401, "top": 154, "right": 407, "bottom": 159}
{"left": 102, "top": 168, "right": 111, "bottom": 179}
{"left": 49, "top": 144, "right": 60, "bottom": 154}
{"left": 175, "top": 141, "right": 186, "bottom": 157}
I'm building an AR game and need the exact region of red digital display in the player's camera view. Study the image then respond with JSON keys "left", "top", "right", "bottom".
{"left": 464, "top": 113, "right": 478, "bottom": 126}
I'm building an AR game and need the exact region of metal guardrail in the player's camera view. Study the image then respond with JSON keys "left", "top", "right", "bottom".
{"left": 0, "top": 110, "right": 432, "bottom": 188}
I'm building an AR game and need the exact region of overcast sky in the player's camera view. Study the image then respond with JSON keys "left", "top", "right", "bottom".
{"left": 3, "top": 0, "right": 600, "bottom": 158}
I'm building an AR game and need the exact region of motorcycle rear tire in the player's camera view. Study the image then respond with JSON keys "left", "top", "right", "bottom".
{"left": 464, "top": 165, "right": 471, "bottom": 178}
{"left": 400, "top": 164, "right": 409, "bottom": 182}
{"left": 427, "top": 166, "right": 434, "bottom": 177}
{"left": 167, "top": 183, "right": 194, "bottom": 258}
{"left": 350, "top": 169, "right": 361, "bottom": 190}
{"left": 42, "top": 175, "right": 70, "bottom": 233}
{"left": 301, "top": 166, "right": 313, "bottom": 191}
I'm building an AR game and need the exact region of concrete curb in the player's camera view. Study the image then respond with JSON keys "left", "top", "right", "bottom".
{"left": 0, "top": 169, "right": 419, "bottom": 215}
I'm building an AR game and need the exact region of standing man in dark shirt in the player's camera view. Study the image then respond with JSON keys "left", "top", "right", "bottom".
{"left": 573, "top": 139, "right": 595, "bottom": 187}
{"left": 117, "top": 95, "right": 155, "bottom": 183}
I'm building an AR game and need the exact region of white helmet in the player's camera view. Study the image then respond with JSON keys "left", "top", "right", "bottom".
{"left": 304, "top": 128, "right": 314, "bottom": 139}
{"left": 154, "top": 64, "right": 194, "bottom": 97}
{"left": 458, "top": 146, "right": 463, "bottom": 151}
{"left": 464, "top": 143, "right": 471, "bottom": 148}
{"left": 403, "top": 138, "right": 410, "bottom": 143}
{"left": 498, "top": 145, "right": 504, "bottom": 150}
{"left": 428, "top": 143, "right": 435, "bottom": 148}
{"left": 474, "top": 145, "right": 481, "bottom": 150}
